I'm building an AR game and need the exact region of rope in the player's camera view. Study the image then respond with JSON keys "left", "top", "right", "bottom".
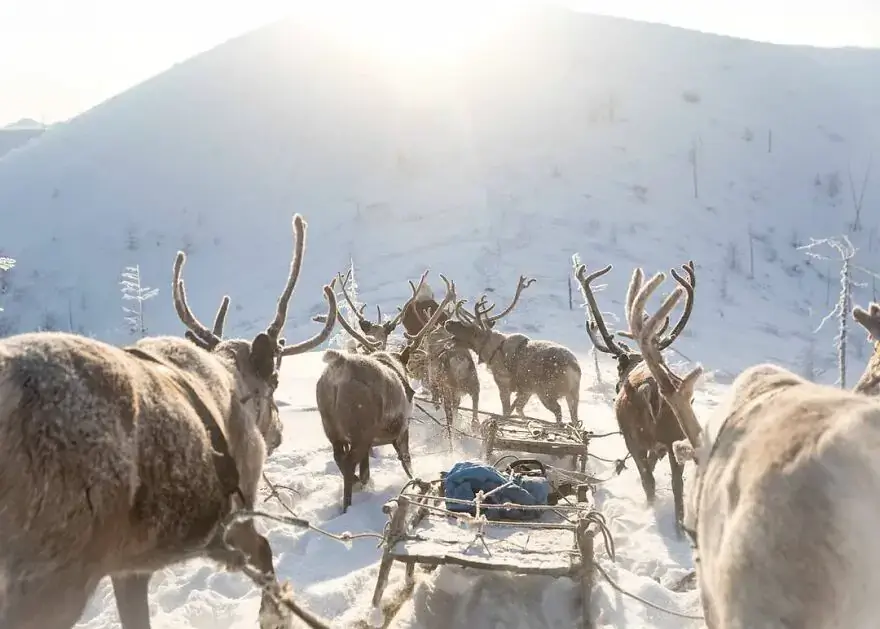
{"left": 412, "top": 395, "right": 621, "bottom": 440}
{"left": 593, "top": 560, "right": 704, "bottom": 621}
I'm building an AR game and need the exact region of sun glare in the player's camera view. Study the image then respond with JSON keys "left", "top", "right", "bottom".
{"left": 297, "top": 0, "right": 529, "bottom": 63}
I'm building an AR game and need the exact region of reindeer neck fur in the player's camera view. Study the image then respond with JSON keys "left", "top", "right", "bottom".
{"left": 616, "top": 353, "right": 646, "bottom": 394}
{"left": 130, "top": 336, "right": 268, "bottom": 488}
{"left": 476, "top": 329, "right": 512, "bottom": 367}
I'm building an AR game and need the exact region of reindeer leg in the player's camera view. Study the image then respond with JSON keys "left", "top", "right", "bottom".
{"left": 332, "top": 442, "right": 358, "bottom": 483}
{"left": 341, "top": 454, "right": 359, "bottom": 513}
{"left": 634, "top": 453, "right": 657, "bottom": 505}
{"left": 498, "top": 386, "right": 512, "bottom": 419}
{"left": 566, "top": 390, "right": 580, "bottom": 427}
{"left": 538, "top": 393, "right": 563, "bottom": 424}
{"left": 112, "top": 573, "right": 152, "bottom": 629}
{"left": 442, "top": 392, "right": 455, "bottom": 449}
{"left": 668, "top": 445, "right": 686, "bottom": 539}
{"left": 4, "top": 570, "right": 98, "bottom": 629}
{"left": 393, "top": 429, "right": 414, "bottom": 479}
{"left": 470, "top": 386, "right": 481, "bottom": 432}
{"left": 511, "top": 392, "right": 531, "bottom": 418}
{"left": 359, "top": 449, "right": 372, "bottom": 487}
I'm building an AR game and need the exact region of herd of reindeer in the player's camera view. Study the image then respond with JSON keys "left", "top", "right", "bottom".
{"left": 2, "top": 212, "right": 880, "bottom": 629}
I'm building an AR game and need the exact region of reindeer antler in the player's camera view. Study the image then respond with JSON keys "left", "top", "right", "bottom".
{"left": 335, "top": 268, "right": 369, "bottom": 323}
{"left": 172, "top": 252, "right": 222, "bottom": 350}
{"left": 474, "top": 275, "right": 536, "bottom": 327}
{"left": 264, "top": 215, "right": 306, "bottom": 347}
{"left": 853, "top": 302, "right": 880, "bottom": 342}
{"left": 325, "top": 277, "right": 383, "bottom": 353}
{"left": 625, "top": 268, "right": 703, "bottom": 452}
{"left": 573, "top": 263, "right": 631, "bottom": 357}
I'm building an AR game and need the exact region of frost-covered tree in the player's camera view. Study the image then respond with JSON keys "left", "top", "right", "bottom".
{"left": 120, "top": 264, "right": 159, "bottom": 338}
{"left": 799, "top": 235, "right": 859, "bottom": 388}
{"left": 330, "top": 258, "right": 363, "bottom": 351}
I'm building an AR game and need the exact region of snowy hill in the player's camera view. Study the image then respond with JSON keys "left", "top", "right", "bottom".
{"left": 0, "top": 119, "right": 47, "bottom": 159}
{"left": 4, "top": 4, "right": 880, "bottom": 629}
{"left": 2, "top": 6, "right": 880, "bottom": 380}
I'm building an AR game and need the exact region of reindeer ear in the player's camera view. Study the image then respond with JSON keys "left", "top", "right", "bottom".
{"left": 358, "top": 319, "right": 372, "bottom": 333}
{"left": 250, "top": 332, "right": 276, "bottom": 380}
{"left": 383, "top": 321, "right": 396, "bottom": 335}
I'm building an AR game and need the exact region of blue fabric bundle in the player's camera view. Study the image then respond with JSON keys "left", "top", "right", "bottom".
{"left": 442, "top": 460, "right": 550, "bottom": 521}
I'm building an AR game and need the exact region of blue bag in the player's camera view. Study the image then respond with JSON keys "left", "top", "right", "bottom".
{"left": 442, "top": 460, "right": 550, "bottom": 521}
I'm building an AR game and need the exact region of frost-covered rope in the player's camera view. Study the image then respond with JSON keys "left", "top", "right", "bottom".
{"left": 593, "top": 560, "right": 704, "bottom": 621}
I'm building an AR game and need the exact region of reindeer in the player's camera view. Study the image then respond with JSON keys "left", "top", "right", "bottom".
{"left": 444, "top": 275, "right": 581, "bottom": 425}
{"left": 335, "top": 272, "right": 482, "bottom": 442}
{"left": 0, "top": 214, "right": 338, "bottom": 629}
{"left": 317, "top": 273, "right": 456, "bottom": 512}
{"left": 625, "top": 268, "right": 880, "bottom": 629}
{"left": 574, "top": 261, "right": 695, "bottom": 535}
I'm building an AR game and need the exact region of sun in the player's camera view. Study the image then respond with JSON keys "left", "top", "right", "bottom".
{"left": 295, "top": 0, "right": 530, "bottom": 63}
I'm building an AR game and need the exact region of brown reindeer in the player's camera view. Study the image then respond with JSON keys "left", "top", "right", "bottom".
{"left": 626, "top": 269, "right": 880, "bottom": 629}
{"left": 444, "top": 275, "right": 581, "bottom": 425}
{"left": 376, "top": 274, "right": 480, "bottom": 442}
{"left": 327, "top": 272, "right": 481, "bottom": 442}
{"left": 317, "top": 273, "right": 456, "bottom": 512}
{"left": 0, "top": 214, "right": 338, "bottom": 629}
{"left": 573, "top": 260, "right": 695, "bottom": 536}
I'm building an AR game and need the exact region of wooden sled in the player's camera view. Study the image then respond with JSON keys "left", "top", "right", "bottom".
{"left": 370, "top": 476, "right": 604, "bottom": 629}
{"left": 482, "top": 415, "right": 593, "bottom": 474}
{"left": 410, "top": 395, "right": 593, "bottom": 472}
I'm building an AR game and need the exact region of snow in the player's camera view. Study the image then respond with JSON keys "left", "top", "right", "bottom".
{"left": 74, "top": 349, "right": 713, "bottom": 628}
{"left": 1, "top": 1, "right": 879, "bottom": 627}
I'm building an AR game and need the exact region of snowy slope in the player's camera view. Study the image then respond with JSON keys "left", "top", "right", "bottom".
{"left": 0, "top": 5, "right": 879, "bottom": 381}
{"left": 2, "top": 4, "right": 880, "bottom": 628}
{"left": 74, "top": 349, "right": 714, "bottom": 629}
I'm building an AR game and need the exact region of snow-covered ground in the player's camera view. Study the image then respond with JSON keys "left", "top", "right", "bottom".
{"left": 74, "top": 346, "right": 720, "bottom": 629}
{"left": 3, "top": 1, "right": 880, "bottom": 627}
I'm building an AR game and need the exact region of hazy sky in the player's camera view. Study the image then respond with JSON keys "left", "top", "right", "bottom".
{"left": 2, "top": 0, "right": 879, "bottom": 127}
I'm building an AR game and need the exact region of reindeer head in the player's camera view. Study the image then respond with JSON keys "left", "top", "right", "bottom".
{"left": 573, "top": 261, "right": 695, "bottom": 394}
{"left": 333, "top": 271, "right": 456, "bottom": 371}
{"left": 622, "top": 266, "right": 705, "bottom": 459}
{"left": 173, "top": 214, "right": 337, "bottom": 455}
{"left": 443, "top": 275, "right": 535, "bottom": 363}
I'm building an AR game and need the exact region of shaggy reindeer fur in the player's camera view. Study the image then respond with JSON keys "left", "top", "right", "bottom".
{"left": 317, "top": 274, "right": 456, "bottom": 512}
{"left": 626, "top": 268, "right": 880, "bottom": 629}
{"left": 444, "top": 275, "right": 581, "bottom": 425}
{"left": 0, "top": 214, "right": 337, "bottom": 629}
{"left": 574, "top": 261, "right": 695, "bottom": 535}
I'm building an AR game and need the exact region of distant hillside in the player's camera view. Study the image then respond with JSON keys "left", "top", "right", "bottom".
{"left": 1, "top": 4, "right": 879, "bottom": 381}
{"left": 0, "top": 119, "right": 47, "bottom": 159}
